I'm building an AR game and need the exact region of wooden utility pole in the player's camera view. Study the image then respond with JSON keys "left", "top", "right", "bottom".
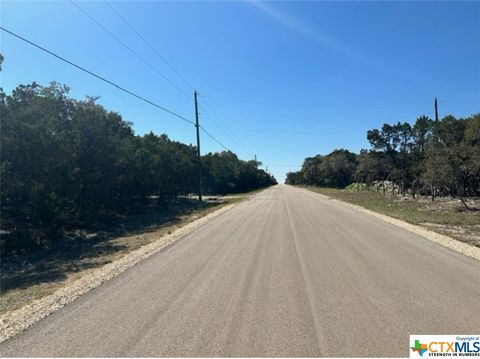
{"left": 194, "top": 91, "right": 202, "bottom": 202}
{"left": 434, "top": 97, "right": 439, "bottom": 121}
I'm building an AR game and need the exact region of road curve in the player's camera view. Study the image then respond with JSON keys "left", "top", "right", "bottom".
{"left": 1, "top": 185, "right": 479, "bottom": 357}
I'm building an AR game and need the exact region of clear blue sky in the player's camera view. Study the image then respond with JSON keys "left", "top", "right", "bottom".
{"left": 1, "top": 1, "right": 479, "bottom": 182}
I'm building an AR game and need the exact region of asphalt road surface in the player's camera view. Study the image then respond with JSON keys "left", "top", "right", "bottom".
{"left": 1, "top": 185, "right": 479, "bottom": 357}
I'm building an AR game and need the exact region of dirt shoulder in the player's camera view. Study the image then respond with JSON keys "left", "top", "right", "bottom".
{"left": 303, "top": 186, "right": 480, "bottom": 249}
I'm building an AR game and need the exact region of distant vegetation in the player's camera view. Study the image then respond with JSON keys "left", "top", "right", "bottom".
{"left": 286, "top": 113, "right": 480, "bottom": 199}
{"left": 0, "top": 82, "right": 276, "bottom": 255}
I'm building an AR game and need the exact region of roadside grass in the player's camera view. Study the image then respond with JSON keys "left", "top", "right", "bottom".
{"left": 303, "top": 187, "right": 480, "bottom": 248}
{"left": 0, "top": 193, "right": 252, "bottom": 315}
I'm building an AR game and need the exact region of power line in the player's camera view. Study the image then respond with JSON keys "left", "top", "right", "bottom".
{"left": 88, "top": 1, "right": 253, "bottom": 155}
{"left": 2, "top": 32, "right": 250, "bottom": 156}
{"left": 3, "top": 25, "right": 231, "bottom": 154}
{"left": 199, "top": 126, "right": 230, "bottom": 152}
{"left": 0, "top": 26, "right": 195, "bottom": 125}
{"left": 202, "top": 94, "right": 430, "bottom": 108}
{"left": 199, "top": 101, "right": 255, "bottom": 155}
{"left": 103, "top": 0, "right": 196, "bottom": 92}
{"left": 103, "top": 2, "right": 255, "bottom": 156}
{"left": 70, "top": 0, "right": 191, "bottom": 100}
{"left": 440, "top": 99, "right": 480, "bottom": 106}
{"left": 201, "top": 125, "right": 364, "bottom": 135}
{"left": 200, "top": 112, "right": 425, "bottom": 124}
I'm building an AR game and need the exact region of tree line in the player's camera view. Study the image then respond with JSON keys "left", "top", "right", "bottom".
{"left": 0, "top": 82, "right": 276, "bottom": 255}
{"left": 286, "top": 112, "right": 480, "bottom": 199}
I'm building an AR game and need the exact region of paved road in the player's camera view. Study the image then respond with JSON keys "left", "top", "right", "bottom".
{"left": 1, "top": 185, "right": 479, "bottom": 357}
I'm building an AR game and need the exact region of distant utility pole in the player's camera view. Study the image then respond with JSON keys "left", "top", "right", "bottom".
{"left": 434, "top": 97, "right": 439, "bottom": 121}
{"left": 254, "top": 154, "right": 257, "bottom": 162}
{"left": 194, "top": 91, "right": 202, "bottom": 202}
